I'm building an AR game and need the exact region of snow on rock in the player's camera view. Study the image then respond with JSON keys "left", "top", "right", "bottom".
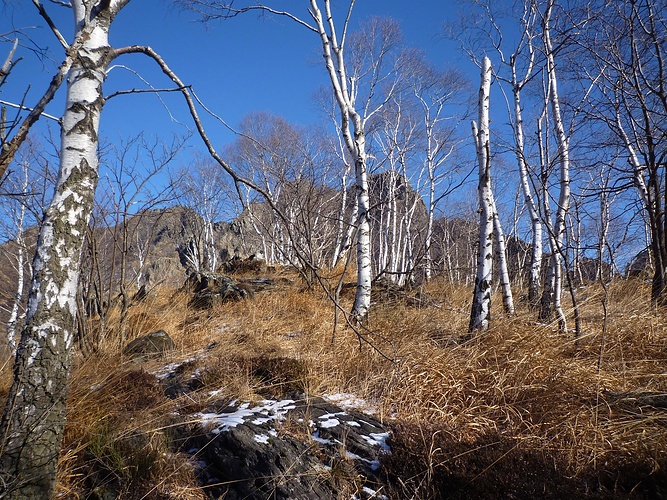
{"left": 253, "top": 433, "right": 270, "bottom": 444}
{"left": 323, "top": 392, "right": 379, "bottom": 414}
{"left": 152, "top": 356, "right": 198, "bottom": 380}
{"left": 177, "top": 394, "right": 392, "bottom": 499}
{"left": 196, "top": 399, "right": 295, "bottom": 434}
{"left": 362, "top": 432, "right": 391, "bottom": 453}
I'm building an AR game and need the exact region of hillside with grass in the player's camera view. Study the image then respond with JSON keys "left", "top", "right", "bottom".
{"left": 2, "top": 262, "right": 664, "bottom": 499}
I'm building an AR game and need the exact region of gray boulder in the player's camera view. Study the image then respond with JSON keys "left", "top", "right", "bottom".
{"left": 183, "top": 271, "right": 253, "bottom": 309}
{"left": 123, "top": 330, "right": 175, "bottom": 357}
{"left": 176, "top": 395, "right": 390, "bottom": 499}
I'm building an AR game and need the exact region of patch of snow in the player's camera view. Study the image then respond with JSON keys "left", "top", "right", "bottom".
{"left": 361, "top": 486, "right": 388, "bottom": 499}
{"left": 346, "top": 420, "right": 361, "bottom": 427}
{"left": 361, "top": 432, "right": 391, "bottom": 453}
{"left": 323, "top": 393, "right": 377, "bottom": 414}
{"left": 195, "top": 399, "right": 296, "bottom": 435}
{"left": 254, "top": 433, "right": 270, "bottom": 444}
{"left": 311, "top": 430, "right": 334, "bottom": 445}
{"left": 152, "top": 357, "right": 197, "bottom": 380}
{"left": 319, "top": 417, "right": 341, "bottom": 429}
{"left": 319, "top": 411, "right": 346, "bottom": 429}
{"left": 319, "top": 411, "right": 347, "bottom": 420}
{"left": 197, "top": 405, "right": 256, "bottom": 434}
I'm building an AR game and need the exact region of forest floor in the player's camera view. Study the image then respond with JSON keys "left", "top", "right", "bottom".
{"left": 2, "top": 268, "right": 666, "bottom": 499}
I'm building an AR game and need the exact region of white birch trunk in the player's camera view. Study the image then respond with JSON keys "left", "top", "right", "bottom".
{"left": 353, "top": 146, "right": 373, "bottom": 320}
{"left": 424, "top": 167, "right": 436, "bottom": 282}
{"left": 512, "top": 69, "right": 543, "bottom": 306}
{"left": 204, "top": 219, "right": 217, "bottom": 272}
{"left": 537, "top": 106, "right": 557, "bottom": 322}
{"left": 543, "top": 0, "right": 570, "bottom": 329}
{"left": 309, "top": 0, "right": 371, "bottom": 322}
{"left": 135, "top": 233, "right": 146, "bottom": 288}
{"left": 6, "top": 160, "right": 30, "bottom": 354}
{"left": 491, "top": 197, "right": 515, "bottom": 315}
{"left": 6, "top": 208, "right": 26, "bottom": 355}
{"left": 0, "top": 2, "right": 129, "bottom": 496}
{"left": 469, "top": 57, "right": 494, "bottom": 333}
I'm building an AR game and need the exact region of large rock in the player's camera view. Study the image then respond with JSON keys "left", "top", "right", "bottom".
{"left": 123, "top": 330, "right": 175, "bottom": 357}
{"left": 183, "top": 271, "right": 253, "bottom": 309}
{"left": 175, "top": 395, "right": 391, "bottom": 499}
{"left": 626, "top": 248, "right": 652, "bottom": 277}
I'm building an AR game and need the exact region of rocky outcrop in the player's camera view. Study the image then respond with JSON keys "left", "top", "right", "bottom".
{"left": 183, "top": 271, "right": 253, "bottom": 309}
{"left": 152, "top": 352, "right": 391, "bottom": 499}
{"left": 626, "top": 248, "right": 652, "bottom": 277}
{"left": 175, "top": 395, "right": 390, "bottom": 499}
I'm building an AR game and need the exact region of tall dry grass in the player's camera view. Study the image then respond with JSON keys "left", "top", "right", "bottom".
{"left": 1, "top": 272, "right": 665, "bottom": 498}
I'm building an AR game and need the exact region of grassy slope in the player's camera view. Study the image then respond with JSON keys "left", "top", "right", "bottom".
{"left": 1, "top": 271, "right": 666, "bottom": 499}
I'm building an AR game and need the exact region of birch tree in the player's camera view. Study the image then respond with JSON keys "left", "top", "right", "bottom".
{"left": 578, "top": 0, "right": 667, "bottom": 304}
{"left": 410, "top": 58, "right": 469, "bottom": 282}
{"left": 176, "top": 155, "right": 237, "bottom": 273}
{"left": 501, "top": 2, "right": 544, "bottom": 306}
{"left": 539, "top": 0, "right": 571, "bottom": 328}
{"left": 374, "top": 94, "right": 421, "bottom": 284}
{"left": 0, "top": 141, "right": 56, "bottom": 355}
{"left": 1, "top": 155, "right": 31, "bottom": 355}
{"left": 0, "top": 1, "right": 131, "bottom": 496}
{"left": 184, "top": 2, "right": 405, "bottom": 322}
{"left": 454, "top": 0, "right": 541, "bottom": 308}
{"left": 469, "top": 56, "right": 495, "bottom": 332}
{"left": 226, "top": 112, "right": 338, "bottom": 273}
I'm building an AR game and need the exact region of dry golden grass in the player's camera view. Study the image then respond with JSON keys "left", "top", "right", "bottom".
{"left": 2, "top": 271, "right": 666, "bottom": 498}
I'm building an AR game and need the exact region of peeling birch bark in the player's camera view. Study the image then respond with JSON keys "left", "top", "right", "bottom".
{"left": 308, "top": 0, "right": 372, "bottom": 322}
{"left": 469, "top": 57, "right": 494, "bottom": 333}
{"left": 0, "top": 1, "right": 130, "bottom": 497}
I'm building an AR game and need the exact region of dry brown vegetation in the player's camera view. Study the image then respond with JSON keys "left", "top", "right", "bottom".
{"left": 2, "top": 271, "right": 666, "bottom": 499}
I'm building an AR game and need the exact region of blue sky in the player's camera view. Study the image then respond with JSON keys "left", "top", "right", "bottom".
{"left": 2, "top": 1, "right": 471, "bottom": 154}
{"left": 0, "top": 2, "right": 650, "bottom": 270}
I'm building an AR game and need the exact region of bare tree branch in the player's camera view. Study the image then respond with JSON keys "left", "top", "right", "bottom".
{"left": 32, "top": 0, "right": 69, "bottom": 49}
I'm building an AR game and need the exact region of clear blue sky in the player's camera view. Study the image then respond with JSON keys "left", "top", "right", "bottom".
{"left": 2, "top": 1, "right": 472, "bottom": 154}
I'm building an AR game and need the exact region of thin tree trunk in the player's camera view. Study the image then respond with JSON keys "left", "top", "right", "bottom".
{"left": 543, "top": 0, "right": 570, "bottom": 328}
{"left": 492, "top": 198, "right": 515, "bottom": 315}
{"left": 513, "top": 76, "right": 543, "bottom": 307}
{"left": 6, "top": 161, "right": 29, "bottom": 354}
{"left": 307, "top": 0, "right": 374, "bottom": 321}
{"left": 469, "top": 57, "right": 494, "bottom": 333}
